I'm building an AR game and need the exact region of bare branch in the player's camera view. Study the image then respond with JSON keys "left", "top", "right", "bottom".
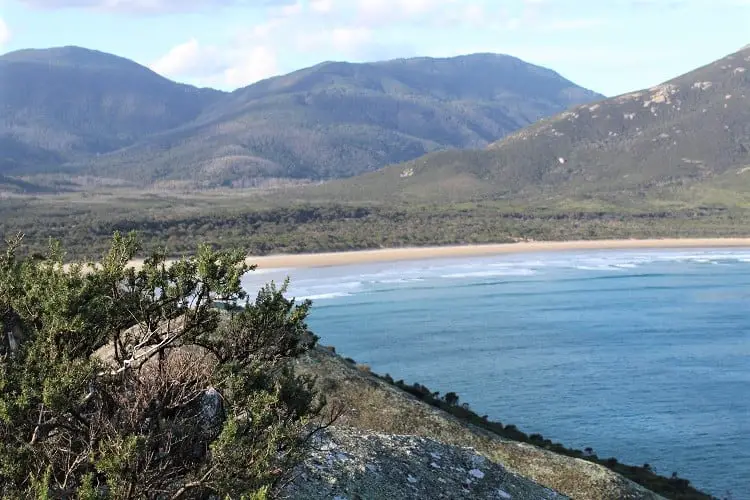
{"left": 170, "top": 467, "right": 215, "bottom": 500}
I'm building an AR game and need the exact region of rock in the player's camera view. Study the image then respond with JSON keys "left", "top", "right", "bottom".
{"left": 280, "top": 426, "right": 569, "bottom": 500}
{"left": 199, "top": 387, "right": 224, "bottom": 437}
{"left": 294, "top": 345, "right": 666, "bottom": 500}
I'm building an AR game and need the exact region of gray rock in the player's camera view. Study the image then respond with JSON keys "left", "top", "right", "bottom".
{"left": 200, "top": 387, "right": 224, "bottom": 434}
{"left": 281, "top": 426, "right": 568, "bottom": 500}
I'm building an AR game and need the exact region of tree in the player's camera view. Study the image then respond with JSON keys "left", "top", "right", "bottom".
{"left": 0, "top": 231, "right": 328, "bottom": 498}
{"left": 443, "top": 392, "right": 459, "bottom": 406}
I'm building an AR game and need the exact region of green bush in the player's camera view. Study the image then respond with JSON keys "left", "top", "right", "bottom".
{"left": 0, "top": 232, "right": 325, "bottom": 498}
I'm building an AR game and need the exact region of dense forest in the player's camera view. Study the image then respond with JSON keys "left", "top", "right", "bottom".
{"left": 1, "top": 194, "right": 746, "bottom": 260}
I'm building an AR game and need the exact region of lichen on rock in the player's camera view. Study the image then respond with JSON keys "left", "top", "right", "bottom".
{"left": 281, "top": 426, "right": 568, "bottom": 500}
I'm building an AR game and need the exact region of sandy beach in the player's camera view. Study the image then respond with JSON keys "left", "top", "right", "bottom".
{"left": 241, "top": 238, "right": 750, "bottom": 270}
{"left": 107, "top": 238, "right": 750, "bottom": 272}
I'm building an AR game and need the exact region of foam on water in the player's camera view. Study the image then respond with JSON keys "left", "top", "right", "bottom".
{"left": 240, "top": 247, "right": 750, "bottom": 497}
{"left": 440, "top": 269, "right": 536, "bottom": 279}
{"left": 243, "top": 248, "right": 750, "bottom": 301}
{"left": 297, "top": 292, "right": 352, "bottom": 301}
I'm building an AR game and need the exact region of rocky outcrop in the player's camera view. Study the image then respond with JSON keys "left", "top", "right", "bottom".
{"left": 294, "top": 346, "right": 665, "bottom": 500}
{"left": 282, "top": 426, "right": 568, "bottom": 500}
{"left": 88, "top": 319, "right": 670, "bottom": 499}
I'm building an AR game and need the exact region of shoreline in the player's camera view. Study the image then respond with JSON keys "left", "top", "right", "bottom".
{"left": 111, "top": 237, "right": 750, "bottom": 271}
{"left": 241, "top": 237, "right": 750, "bottom": 270}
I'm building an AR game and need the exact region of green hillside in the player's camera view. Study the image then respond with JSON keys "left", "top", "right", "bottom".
{"left": 0, "top": 46, "right": 223, "bottom": 174}
{"left": 0, "top": 47, "right": 602, "bottom": 188}
{"left": 313, "top": 46, "right": 750, "bottom": 207}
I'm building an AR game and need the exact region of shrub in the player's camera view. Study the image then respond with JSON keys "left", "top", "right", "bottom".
{"left": 0, "top": 232, "right": 327, "bottom": 498}
{"left": 443, "top": 392, "right": 459, "bottom": 406}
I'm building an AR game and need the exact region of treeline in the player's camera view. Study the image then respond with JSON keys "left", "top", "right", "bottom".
{"left": 2, "top": 200, "right": 745, "bottom": 261}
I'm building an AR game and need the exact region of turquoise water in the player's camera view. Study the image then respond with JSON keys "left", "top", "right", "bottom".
{"left": 242, "top": 249, "right": 750, "bottom": 498}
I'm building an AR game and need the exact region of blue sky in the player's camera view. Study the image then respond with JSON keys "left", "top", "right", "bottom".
{"left": 0, "top": 0, "right": 748, "bottom": 96}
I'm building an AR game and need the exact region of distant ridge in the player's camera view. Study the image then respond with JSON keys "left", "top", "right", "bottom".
{"left": 317, "top": 45, "right": 750, "bottom": 204}
{"left": 0, "top": 45, "right": 224, "bottom": 177}
{"left": 0, "top": 46, "right": 602, "bottom": 188}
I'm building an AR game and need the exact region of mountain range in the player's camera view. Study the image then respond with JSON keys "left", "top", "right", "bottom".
{"left": 315, "top": 45, "right": 750, "bottom": 205}
{"left": 0, "top": 46, "right": 603, "bottom": 189}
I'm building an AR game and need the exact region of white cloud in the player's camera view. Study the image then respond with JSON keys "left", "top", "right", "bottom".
{"left": 149, "top": 37, "right": 279, "bottom": 87}
{"left": 353, "top": 0, "right": 479, "bottom": 27}
{"left": 542, "top": 18, "right": 607, "bottom": 30}
{"left": 17, "top": 0, "right": 298, "bottom": 15}
{"left": 0, "top": 18, "right": 10, "bottom": 48}
{"left": 276, "top": 0, "right": 302, "bottom": 17}
{"left": 295, "top": 27, "right": 374, "bottom": 55}
{"left": 310, "top": 0, "right": 334, "bottom": 13}
{"left": 146, "top": 0, "right": 616, "bottom": 88}
{"left": 222, "top": 46, "right": 279, "bottom": 86}
{"left": 151, "top": 38, "right": 208, "bottom": 76}
{"left": 0, "top": 18, "right": 11, "bottom": 48}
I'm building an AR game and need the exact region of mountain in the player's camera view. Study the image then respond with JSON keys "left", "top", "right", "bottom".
{"left": 0, "top": 46, "right": 224, "bottom": 175}
{"left": 0, "top": 46, "right": 603, "bottom": 187}
{"left": 82, "top": 53, "right": 602, "bottom": 186}
{"left": 317, "top": 46, "right": 750, "bottom": 204}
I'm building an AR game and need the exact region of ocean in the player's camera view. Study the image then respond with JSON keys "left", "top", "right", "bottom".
{"left": 241, "top": 248, "right": 750, "bottom": 498}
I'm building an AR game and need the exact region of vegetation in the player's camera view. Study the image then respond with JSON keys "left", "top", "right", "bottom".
{"left": 1, "top": 47, "right": 600, "bottom": 186}
{"left": 350, "top": 364, "right": 714, "bottom": 500}
{"left": 0, "top": 232, "right": 330, "bottom": 498}
{"left": 322, "top": 45, "right": 750, "bottom": 204}
{"left": 0, "top": 46, "right": 222, "bottom": 175}
{"left": 316, "top": 348, "right": 719, "bottom": 499}
{"left": 1, "top": 42, "right": 748, "bottom": 500}
{"left": 2, "top": 190, "right": 750, "bottom": 261}
{"left": 5, "top": 49, "right": 748, "bottom": 259}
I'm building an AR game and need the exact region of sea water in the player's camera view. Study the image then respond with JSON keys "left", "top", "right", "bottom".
{"left": 241, "top": 249, "right": 750, "bottom": 498}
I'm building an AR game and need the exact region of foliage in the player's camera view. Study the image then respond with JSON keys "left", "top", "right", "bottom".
{"left": 0, "top": 232, "right": 325, "bottom": 498}
{"left": 3, "top": 192, "right": 749, "bottom": 262}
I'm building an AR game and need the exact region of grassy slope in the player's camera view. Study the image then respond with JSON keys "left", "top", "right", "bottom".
{"left": 296, "top": 344, "right": 714, "bottom": 500}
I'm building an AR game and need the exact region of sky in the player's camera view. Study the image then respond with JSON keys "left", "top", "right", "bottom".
{"left": 0, "top": 0, "right": 748, "bottom": 97}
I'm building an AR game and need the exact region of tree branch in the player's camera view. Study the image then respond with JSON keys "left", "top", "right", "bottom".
{"left": 170, "top": 467, "right": 215, "bottom": 500}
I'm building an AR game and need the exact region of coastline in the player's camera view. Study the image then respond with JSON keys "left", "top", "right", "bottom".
{"left": 109, "top": 237, "right": 750, "bottom": 272}
{"left": 243, "top": 237, "right": 750, "bottom": 270}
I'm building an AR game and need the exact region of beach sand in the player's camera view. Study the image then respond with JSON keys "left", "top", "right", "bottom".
{"left": 242, "top": 238, "right": 750, "bottom": 270}
{"left": 108, "top": 238, "right": 750, "bottom": 272}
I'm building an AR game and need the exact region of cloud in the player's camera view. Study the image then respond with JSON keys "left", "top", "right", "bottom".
{"left": 222, "top": 47, "right": 279, "bottom": 87}
{"left": 16, "top": 0, "right": 297, "bottom": 14}
{"left": 542, "top": 18, "right": 607, "bottom": 30}
{"left": 0, "top": 18, "right": 10, "bottom": 48}
{"left": 148, "top": 0, "right": 392, "bottom": 87}
{"left": 294, "top": 27, "right": 374, "bottom": 55}
{"left": 149, "top": 37, "right": 279, "bottom": 87}
{"left": 355, "top": 0, "right": 433, "bottom": 25}
{"left": 310, "top": 0, "right": 333, "bottom": 12}
{"left": 146, "top": 0, "right": 613, "bottom": 88}
{"left": 150, "top": 38, "right": 224, "bottom": 77}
